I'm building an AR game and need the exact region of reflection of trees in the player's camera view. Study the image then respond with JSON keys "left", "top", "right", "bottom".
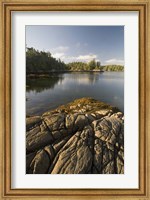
{"left": 26, "top": 72, "right": 102, "bottom": 93}
{"left": 68, "top": 72, "right": 101, "bottom": 84}
{"left": 26, "top": 75, "right": 64, "bottom": 93}
{"left": 86, "top": 73, "right": 100, "bottom": 84}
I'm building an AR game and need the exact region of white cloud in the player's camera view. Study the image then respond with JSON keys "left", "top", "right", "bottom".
{"left": 52, "top": 46, "right": 69, "bottom": 52}
{"left": 76, "top": 54, "right": 97, "bottom": 62}
{"left": 105, "top": 58, "right": 124, "bottom": 65}
{"left": 52, "top": 52, "right": 98, "bottom": 63}
{"left": 51, "top": 46, "right": 69, "bottom": 60}
{"left": 63, "top": 54, "right": 98, "bottom": 63}
{"left": 52, "top": 52, "right": 65, "bottom": 59}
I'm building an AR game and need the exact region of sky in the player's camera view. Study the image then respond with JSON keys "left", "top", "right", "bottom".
{"left": 26, "top": 26, "right": 124, "bottom": 65}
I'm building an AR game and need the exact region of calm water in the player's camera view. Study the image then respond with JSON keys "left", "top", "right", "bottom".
{"left": 26, "top": 72, "right": 124, "bottom": 116}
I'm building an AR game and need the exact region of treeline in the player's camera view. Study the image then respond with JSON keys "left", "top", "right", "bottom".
{"left": 67, "top": 60, "right": 101, "bottom": 71}
{"left": 26, "top": 47, "right": 124, "bottom": 73}
{"left": 100, "top": 65, "right": 124, "bottom": 71}
{"left": 67, "top": 62, "right": 124, "bottom": 71}
{"left": 26, "top": 47, "right": 67, "bottom": 73}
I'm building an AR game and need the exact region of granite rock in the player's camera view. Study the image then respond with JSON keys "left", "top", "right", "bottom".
{"left": 26, "top": 98, "right": 124, "bottom": 174}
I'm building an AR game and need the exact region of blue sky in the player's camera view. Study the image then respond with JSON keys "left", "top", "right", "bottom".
{"left": 26, "top": 26, "right": 124, "bottom": 65}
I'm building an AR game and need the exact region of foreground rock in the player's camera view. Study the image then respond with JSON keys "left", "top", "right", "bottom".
{"left": 26, "top": 98, "right": 124, "bottom": 174}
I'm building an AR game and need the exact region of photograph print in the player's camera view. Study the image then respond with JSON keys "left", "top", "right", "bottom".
{"left": 26, "top": 26, "right": 124, "bottom": 174}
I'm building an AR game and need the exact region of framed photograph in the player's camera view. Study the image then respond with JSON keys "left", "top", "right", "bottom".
{"left": 0, "top": 0, "right": 150, "bottom": 199}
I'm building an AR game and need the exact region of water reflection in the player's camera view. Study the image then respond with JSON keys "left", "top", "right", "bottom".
{"left": 26, "top": 75, "right": 64, "bottom": 93}
{"left": 63, "top": 72, "right": 100, "bottom": 85}
{"left": 26, "top": 72, "right": 124, "bottom": 116}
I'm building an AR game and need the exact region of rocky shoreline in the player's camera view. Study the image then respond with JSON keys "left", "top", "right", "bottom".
{"left": 26, "top": 71, "right": 104, "bottom": 79}
{"left": 26, "top": 98, "right": 124, "bottom": 174}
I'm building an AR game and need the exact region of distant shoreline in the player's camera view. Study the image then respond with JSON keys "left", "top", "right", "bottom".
{"left": 26, "top": 70, "right": 124, "bottom": 78}
{"left": 26, "top": 70, "right": 104, "bottom": 78}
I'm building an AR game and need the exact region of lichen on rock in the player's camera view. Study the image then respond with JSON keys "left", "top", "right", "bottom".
{"left": 26, "top": 98, "right": 124, "bottom": 174}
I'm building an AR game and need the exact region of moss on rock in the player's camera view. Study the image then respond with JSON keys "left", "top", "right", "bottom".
{"left": 43, "top": 97, "right": 119, "bottom": 116}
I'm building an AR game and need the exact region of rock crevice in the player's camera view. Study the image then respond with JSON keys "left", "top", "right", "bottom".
{"left": 26, "top": 98, "right": 124, "bottom": 174}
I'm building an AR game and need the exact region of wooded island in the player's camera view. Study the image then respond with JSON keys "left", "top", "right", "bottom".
{"left": 26, "top": 47, "right": 124, "bottom": 74}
